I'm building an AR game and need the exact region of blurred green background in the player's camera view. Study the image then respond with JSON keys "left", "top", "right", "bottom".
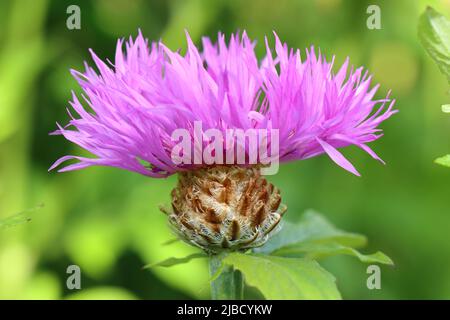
{"left": 0, "top": 0, "right": 449, "bottom": 300}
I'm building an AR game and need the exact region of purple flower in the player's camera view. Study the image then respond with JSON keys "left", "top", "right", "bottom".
{"left": 50, "top": 31, "right": 396, "bottom": 177}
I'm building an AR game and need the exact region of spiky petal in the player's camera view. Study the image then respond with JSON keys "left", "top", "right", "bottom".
{"left": 50, "top": 31, "right": 396, "bottom": 176}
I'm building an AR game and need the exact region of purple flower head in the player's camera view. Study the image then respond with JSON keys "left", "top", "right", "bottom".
{"left": 50, "top": 31, "right": 396, "bottom": 177}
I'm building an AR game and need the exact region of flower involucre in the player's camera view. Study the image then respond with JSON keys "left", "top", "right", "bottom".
{"left": 163, "top": 166, "right": 286, "bottom": 253}
{"left": 51, "top": 31, "right": 396, "bottom": 252}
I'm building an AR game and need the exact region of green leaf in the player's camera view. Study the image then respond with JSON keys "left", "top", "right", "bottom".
{"left": 418, "top": 8, "right": 450, "bottom": 168}
{"left": 0, "top": 204, "right": 43, "bottom": 229}
{"left": 0, "top": 213, "right": 31, "bottom": 229}
{"left": 418, "top": 7, "right": 450, "bottom": 83}
{"left": 435, "top": 154, "right": 450, "bottom": 167}
{"left": 256, "top": 210, "right": 393, "bottom": 265}
{"left": 209, "top": 253, "right": 244, "bottom": 300}
{"left": 272, "top": 242, "right": 394, "bottom": 265}
{"left": 143, "top": 252, "right": 207, "bottom": 269}
{"left": 256, "top": 210, "right": 367, "bottom": 254}
{"left": 223, "top": 252, "right": 341, "bottom": 300}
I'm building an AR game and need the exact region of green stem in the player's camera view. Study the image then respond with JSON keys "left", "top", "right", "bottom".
{"left": 209, "top": 254, "right": 244, "bottom": 300}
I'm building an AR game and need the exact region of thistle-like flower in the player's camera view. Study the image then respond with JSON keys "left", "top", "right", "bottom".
{"left": 50, "top": 31, "right": 396, "bottom": 252}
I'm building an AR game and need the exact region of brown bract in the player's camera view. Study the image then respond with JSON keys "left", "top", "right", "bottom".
{"left": 161, "top": 166, "right": 287, "bottom": 253}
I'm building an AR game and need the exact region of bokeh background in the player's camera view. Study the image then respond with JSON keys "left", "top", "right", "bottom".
{"left": 0, "top": 0, "right": 449, "bottom": 300}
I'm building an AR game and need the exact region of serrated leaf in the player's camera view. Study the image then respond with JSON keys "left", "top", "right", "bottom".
{"left": 223, "top": 252, "right": 341, "bottom": 300}
{"left": 256, "top": 210, "right": 367, "bottom": 254}
{"left": 435, "top": 154, "right": 450, "bottom": 167}
{"left": 272, "top": 242, "right": 393, "bottom": 265}
{"left": 143, "top": 252, "right": 207, "bottom": 269}
{"left": 418, "top": 7, "right": 450, "bottom": 83}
